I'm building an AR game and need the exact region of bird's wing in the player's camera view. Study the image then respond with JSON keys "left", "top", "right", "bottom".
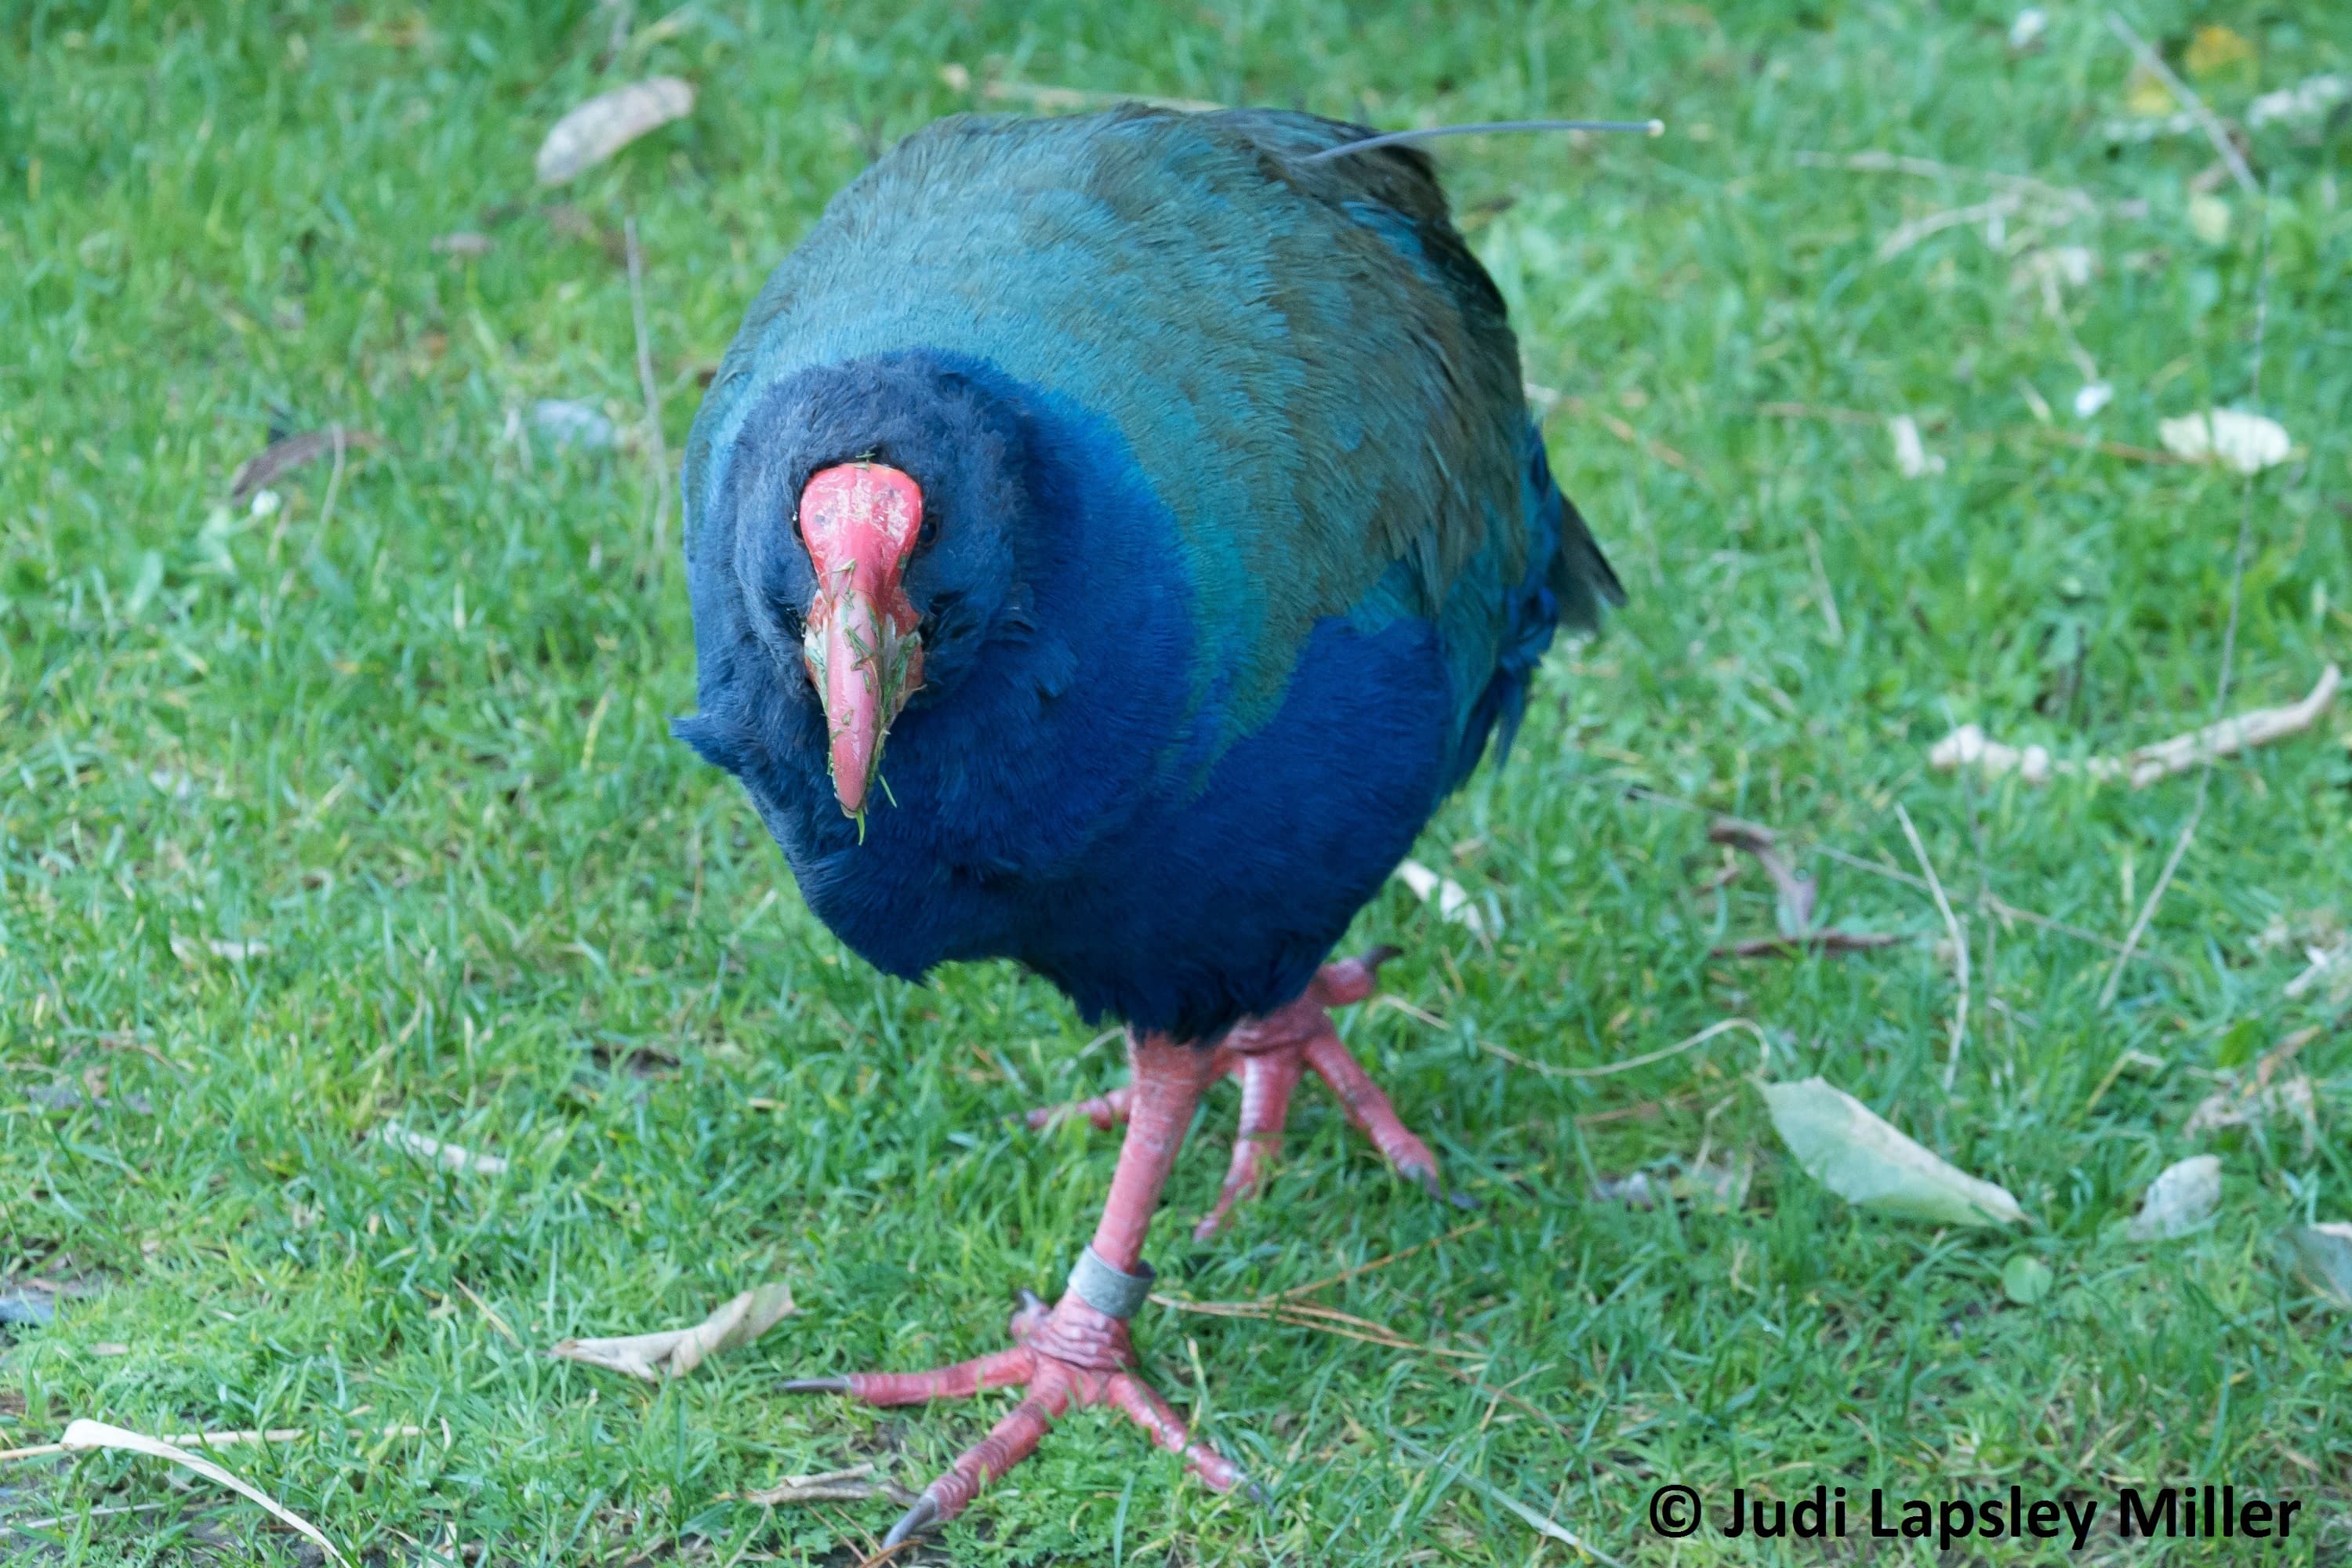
{"left": 1192, "top": 109, "right": 1623, "bottom": 780}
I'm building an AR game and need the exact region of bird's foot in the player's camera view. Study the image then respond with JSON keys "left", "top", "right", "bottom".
{"left": 783, "top": 1290, "right": 1242, "bottom": 1547}
{"left": 1025, "top": 948, "right": 1454, "bottom": 1238}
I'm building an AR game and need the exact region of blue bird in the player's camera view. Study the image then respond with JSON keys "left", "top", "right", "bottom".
{"left": 677, "top": 105, "right": 1621, "bottom": 1541}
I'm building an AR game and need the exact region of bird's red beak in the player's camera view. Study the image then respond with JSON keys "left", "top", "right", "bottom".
{"left": 799, "top": 463, "right": 925, "bottom": 819}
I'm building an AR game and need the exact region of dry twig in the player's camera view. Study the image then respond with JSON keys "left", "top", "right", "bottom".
{"left": 1479, "top": 1017, "right": 1773, "bottom": 1080}
{"left": 625, "top": 217, "right": 670, "bottom": 564}
{"left": 1933, "top": 666, "right": 2339, "bottom": 789}
{"left": 1711, "top": 931, "right": 1906, "bottom": 959}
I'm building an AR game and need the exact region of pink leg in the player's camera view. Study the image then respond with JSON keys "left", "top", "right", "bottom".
{"left": 1028, "top": 1044, "right": 1239, "bottom": 1131}
{"left": 793, "top": 1036, "right": 1245, "bottom": 1548}
{"left": 1194, "top": 1047, "right": 1302, "bottom": 1240}
{"left": 1032, "top": 949, "right": 1449, "bottom": 1236}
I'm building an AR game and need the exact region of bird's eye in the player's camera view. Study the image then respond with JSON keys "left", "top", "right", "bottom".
{"left": 918, "top": 513, "right": 938, "bottom": 548}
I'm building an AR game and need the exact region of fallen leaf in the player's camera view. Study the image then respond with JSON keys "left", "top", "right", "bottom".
{"left": 2247, "top": 73, "right": 2351, "bottom": 129}
{"left": 2185, "top": 1074, "right": 2316, "bottom": 1146}
{"left": 377, "top": 1123, "right": 509, "bottom": 1176}
{"left": 1705, "top": 816, "right": 1817, "bottom": 935}
{"left": 530, "top": 397, "right": 615, "bottom": 452}
{"left": 1395, "top": 858, "right": 1493, "bottom": 935}
{"left": 2183, "top": 24, "right": 2255, "bottom": 80}
{"left": 1673, "top": 1156, "right": 1752, "bottom": 1212}
{"left": 170, "top": 935, "right": 272, "bottom": 967}
{"left": 1762, "top": 1076, "right": 2026, "bottom": 1227}
{"left": 1887, "top": 415, "right": 1945, "bottom": 478}
{"left": 2285, "top": 1223, "right": 2352, "bottom": 1308}
{"left": 2126, "top": 1155, "right": 2221, "bottom": 1240}
{"left": 535, "top": 77, "right": 695, "bottom": 185}
{"left": 549, "top": 1283, "right": 796, "bottom": 1381}
{"left": 431, "top": 231, "right": 495, "bottom": 258}
{"left": 2124, "top": 63, "right": 2177, "bottom": 117}
{"left": 2284, "top": 940, "right": 2349, "bottom": 1002}
{"left": 58, "top": 1420, "right": 350, "bottom": 1568}
{"left": 2002, "top": 1254, "right": 2053, "bottom": 1305}
{"left": 1591, "top": 1171, "right": 1662, "bottom": 1209}
{"left": 2016, "top": 245, "right": 2096, "bottom": 290}
{"left": 227, "top": 427, "right": 382, "bottom": 502}
{"left": 2158, "top": 408, "right": 2291, "bottom": 472}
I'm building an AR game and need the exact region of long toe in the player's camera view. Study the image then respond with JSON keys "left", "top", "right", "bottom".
{"left": 902, "top": 1389, "right": 1068, "bottom": 1534}
{"left": 1301, "top": 1022, "right": 1444, "bottom": 1187}
{"left": 1024, "top": 1081, "right": 1134, "bottom": 1131}
{"left": 1104, "top": 1370, "right": 1245, "bottom": 1491}
{"left": 789, "top": 1347, "right": 1036, "bottom": 1408}
{"left": 1194, "top": 1047, "right": 1305, "bottom": 1240}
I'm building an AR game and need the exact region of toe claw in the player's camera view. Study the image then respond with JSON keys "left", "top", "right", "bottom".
{"left": 883, "top": 1492, "right": 942, "bottom": 1548}
{"left": 779, "top": 1376, "right": 854, "bottom": 1394}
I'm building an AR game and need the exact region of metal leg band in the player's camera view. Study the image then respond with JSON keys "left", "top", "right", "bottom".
{"left": 1066, "top": 1245, "right": 1155, "bottom": 1321}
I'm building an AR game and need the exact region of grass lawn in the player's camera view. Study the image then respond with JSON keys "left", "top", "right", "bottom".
{"left": 5, "top": 1, "right": 2351, "bottom": 1562}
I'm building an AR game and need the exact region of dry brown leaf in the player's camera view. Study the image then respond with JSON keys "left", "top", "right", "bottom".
{"left": 549, "top": 1283, "right": 796, "bottom": 1381}
{"left": 2185, "top": 1074, "right": 2316, "bottom": 1145}
{"left": 535, "top": 78, "right": 695, "bottom": 185}
{"left": 227, "top": 428, "right": 381, "bottom": 502}
{"left": 1706, "top": 817, "right": 1817, "bottom": 935}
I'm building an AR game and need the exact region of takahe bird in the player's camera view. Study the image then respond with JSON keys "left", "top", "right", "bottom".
{"left": 677, "top": 105, "right": 1621, "bottom": 1542}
